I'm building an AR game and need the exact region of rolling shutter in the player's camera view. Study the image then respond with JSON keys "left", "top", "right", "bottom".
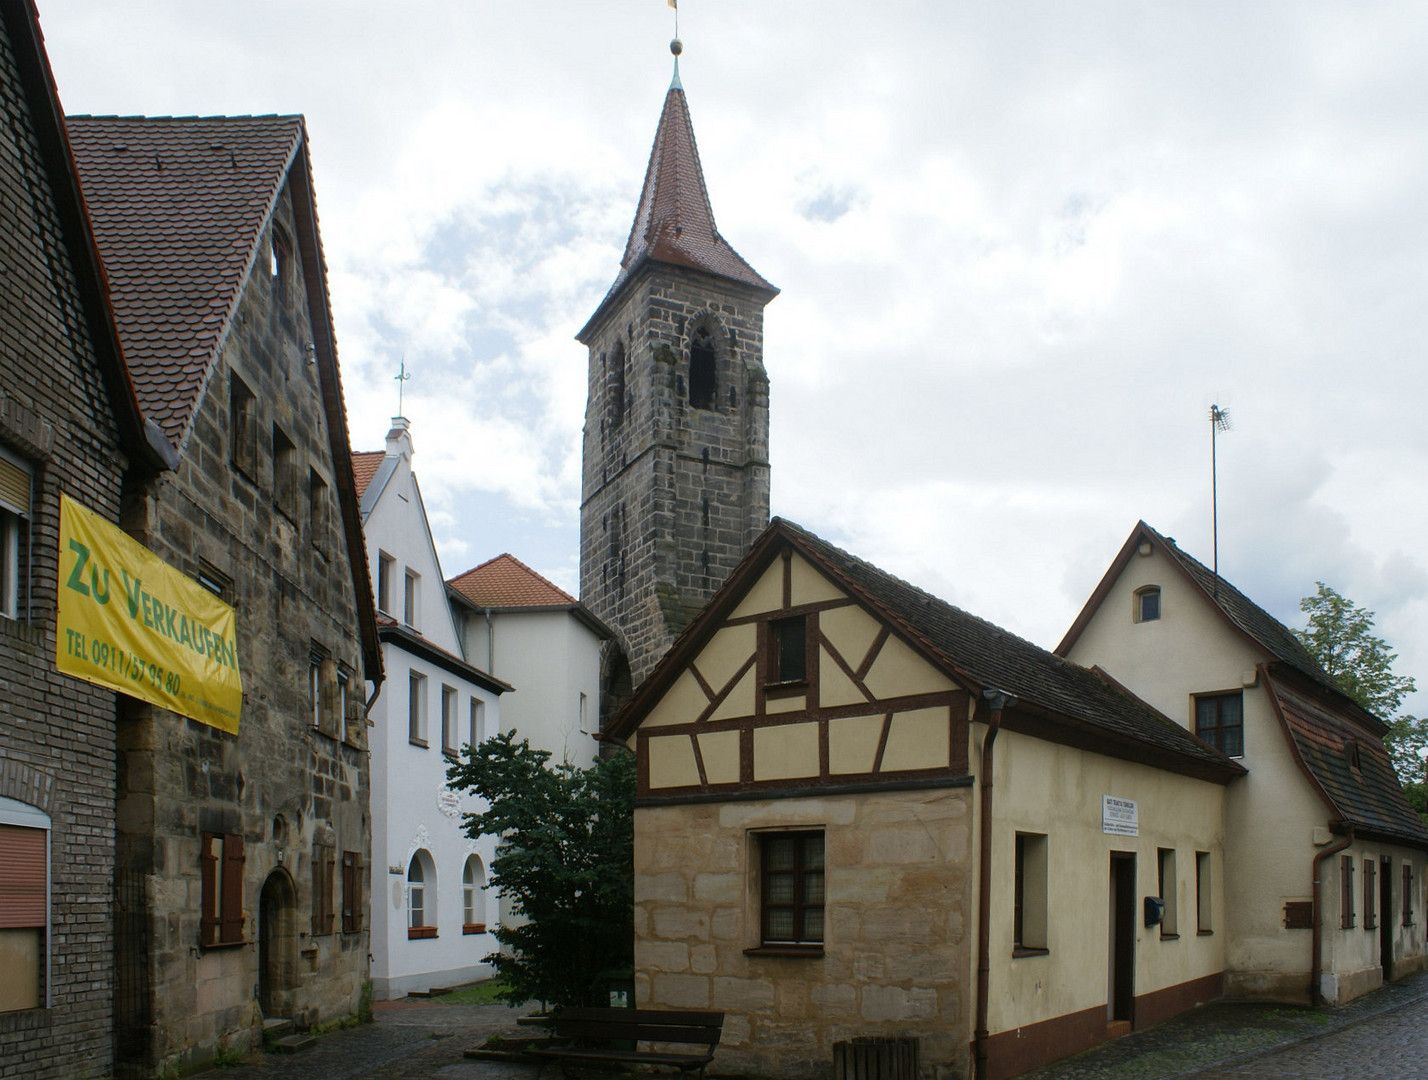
{"left": 0, "top": 824, "right": 46, "bottom": 928}
{"left": 0, "top": 457, "right": 29, "bottom": 517}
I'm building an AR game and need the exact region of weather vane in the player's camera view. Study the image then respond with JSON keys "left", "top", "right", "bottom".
{"left": 1209, "top": 403, "right": 1232, "bottom": 596}
{"left": 395, "top": 358, "right": 412, "bottom": 416}
{"left": 668, "top": 0, "right": 682, "bottom": 61}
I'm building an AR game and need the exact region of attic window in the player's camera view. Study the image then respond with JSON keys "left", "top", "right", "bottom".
{"left": 270, "top": 226, "right": 292, "bottom": 296}
{"left": 767, "top": 616, "right": 807, "bottom": 685}
{"left": 1345, "top": 739, "right": 1362, "bottom": 773}
{"left": 1134, "top": 586, "right": 1161, "bottom": 623}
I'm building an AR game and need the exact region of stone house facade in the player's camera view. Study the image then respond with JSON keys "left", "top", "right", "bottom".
{"left": 67, "top": 114, "right": 382, "bottom": 1076}
{"left": 608, "top": 519, "right": 1242, "bottom": 1080}
{"left": 0, "top": 5, "right": 163, "bottom": 1076}
{"left": 578, "top": 60, "right": 776, "bottom": 697}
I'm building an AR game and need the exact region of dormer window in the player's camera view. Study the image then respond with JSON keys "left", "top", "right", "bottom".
{"left": 1134, "top": 586, "right": 1161, "bottom": 623}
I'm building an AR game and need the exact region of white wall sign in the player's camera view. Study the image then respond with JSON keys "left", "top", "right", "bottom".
{"left": 1103, "top": 795, "right": 1139, "bottom": 836}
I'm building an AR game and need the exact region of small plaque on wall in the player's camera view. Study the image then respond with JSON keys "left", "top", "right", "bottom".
{"left": 1102, "top": 795, "right": 1139, "bottom": 836}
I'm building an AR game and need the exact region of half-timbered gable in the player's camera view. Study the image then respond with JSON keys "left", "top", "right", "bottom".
{"left": 612, "top": 519, "right": 1245, "bottom": 1080}
{"left": 636, "top": 547, "right": 969, "bottom": 799}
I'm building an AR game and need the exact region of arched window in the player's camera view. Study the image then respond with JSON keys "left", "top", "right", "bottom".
{"left": 1134, "top": 586, "right": 1161, "bottom": 623}
{"left": 689, "top": 325, "right": 716, "bottom": 410}
{"left": 462, "top": 855, "right": 487, "bottom": 933}
{"left": 609, "top": 341, "right": 627, "bottom": 426}
{"left": 406, "top": 850, "right": 436, "bottom": 938}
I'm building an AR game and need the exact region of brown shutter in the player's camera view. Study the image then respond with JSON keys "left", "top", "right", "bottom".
{"left": 0, "top": 824, "right": 46, "bottom": 928}
{"left": 199, "top": 832, "right": 219, "bottom": 947}
{"left": 221, "top": 834, "right": 245, "bottom": 943}
{"left": 342, "top": 851, "right": 361, "bottom": 933}
{"left": 0, "top": 457, "right": 30, "bottom": 516}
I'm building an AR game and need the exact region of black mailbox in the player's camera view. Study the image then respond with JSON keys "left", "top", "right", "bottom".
{"left": 1144, "top": 895, "right": 1166, "bottom": 928}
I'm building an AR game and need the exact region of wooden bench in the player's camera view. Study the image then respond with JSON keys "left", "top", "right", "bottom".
{"left": 528, "top": 1007, "right": 724, "bottom": 1078}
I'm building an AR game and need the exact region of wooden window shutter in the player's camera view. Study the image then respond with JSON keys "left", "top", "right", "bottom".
{"left": 221, "top": 834, "right": 245, "bottom": 942}
{"left": 311, "top": 846, "right": 334, "bottom": 936}
{"left": 0, "top": 824, "right": 46, "bottom": 928}
{"left": 342, "top": 851, "right": 361, "bottom": 933}
{"left": 200, "top": 832, "right": 219, "bottom": 947}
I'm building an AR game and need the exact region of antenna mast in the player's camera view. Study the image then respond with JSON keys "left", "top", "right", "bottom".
{"left": 1210, "top": 404, "right": 1231, "bottom": 596}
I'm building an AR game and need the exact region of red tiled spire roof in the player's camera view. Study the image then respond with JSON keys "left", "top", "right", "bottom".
{"left": 66, "top": 115, "right": 305, "bottom": 451}
{"left": 351, "top": 450, "right": 383, "bottom": 500}
{"left": 448, "top": 553, "right": 577, "bottom": 609}
{"left": 581, "top": 68, "right": 776, "bottom": 340}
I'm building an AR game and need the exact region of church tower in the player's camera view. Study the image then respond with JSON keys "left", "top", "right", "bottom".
{"left": 579, "top": 53, "right": 777, "bottom": 689}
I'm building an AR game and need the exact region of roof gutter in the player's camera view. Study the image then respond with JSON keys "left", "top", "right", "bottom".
{"left": 974, "top": 688, "right": 1017, "bottom": 1080}
{"left": 1310, "top": 824, "right": 1354, "bottom": 1006}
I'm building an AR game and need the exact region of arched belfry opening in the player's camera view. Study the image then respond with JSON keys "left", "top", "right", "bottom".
{"left": 689, "top": 323, "right": 717, "bottom": 410}
{"left": 577, "top": 59, "right": 778, "bottom": 684}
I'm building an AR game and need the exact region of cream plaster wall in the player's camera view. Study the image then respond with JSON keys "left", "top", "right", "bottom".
{"left": 1317, "top": 842, "right": 1428, "bottom": 1002}
{"left": 634, "top": 791, "right": 974, "bottom": 1079}
{"left": 1063, "top": 545, "right": 1402, "bottom": 1001}
{"left": 974, "top": 728, "right": 1229, "bottom": 1035}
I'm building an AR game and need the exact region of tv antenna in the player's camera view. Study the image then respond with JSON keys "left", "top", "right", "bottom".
{"left": 1209, "top": 404, "right": 1231, "bottom": 596}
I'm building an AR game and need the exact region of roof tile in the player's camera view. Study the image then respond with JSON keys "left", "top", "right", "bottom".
{"left": 67, "top": 115, "right": 304, "bottom": 450}
{"left": 447, "top": 554, "right": 577, "bottom": 609}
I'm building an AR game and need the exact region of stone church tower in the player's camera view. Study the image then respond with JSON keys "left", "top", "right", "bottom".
{"left": 579, "top": 58, "right": 778, "bottom": 690}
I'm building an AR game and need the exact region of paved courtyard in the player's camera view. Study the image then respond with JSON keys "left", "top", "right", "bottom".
{"left": 205, "top": 973, "right": 1428, "bottom": 1080}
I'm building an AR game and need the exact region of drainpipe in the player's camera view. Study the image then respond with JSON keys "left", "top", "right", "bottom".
{"left": 1310, "top": 824, "right": 1354, "bottom": 1006}
{"left": 974, "top": 688, "right": 1017, "bottom": 1080}
{"left": 484, "top": 607, "right": 495, "bottom": 673}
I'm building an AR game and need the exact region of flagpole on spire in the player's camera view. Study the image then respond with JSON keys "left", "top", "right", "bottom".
{"left": 668, "top": 0, "right": 682, "bottom": 86}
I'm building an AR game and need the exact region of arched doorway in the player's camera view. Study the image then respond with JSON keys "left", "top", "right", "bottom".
{"left": 258, "top": 869, "right": 298, "bottom": 1019}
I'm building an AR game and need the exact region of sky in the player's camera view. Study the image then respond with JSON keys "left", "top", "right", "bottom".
{"left": 35, "top": 1, "right": 1428, "bottom": 718}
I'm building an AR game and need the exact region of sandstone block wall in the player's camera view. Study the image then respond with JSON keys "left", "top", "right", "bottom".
{"left": 635, "top": 790, "right": 974, "bottom": 1079}
{"left": 0, "top": 16, "right": 127, "bottom": 1077}
{"left": 114, "top": 182, "right": 371, "bottom": 1077}
{"left": 580, "top": 266, "right": 771, "bottom": 686}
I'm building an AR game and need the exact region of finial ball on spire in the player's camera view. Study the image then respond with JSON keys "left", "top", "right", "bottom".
{"left": 670, "top": 38, "right": 683, "bottom": 56}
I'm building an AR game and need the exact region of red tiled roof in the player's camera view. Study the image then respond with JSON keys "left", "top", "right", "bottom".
{"left": 351, "top": 450, "right": 383, "bottom": 500}
{"left": 447, "top": 554, "right": 576, "bottom": 609}
{"left": 580, "top": 73, "right": 775, "bottom": 340}
{"left": 1266, "top": 669, "right": 1428, "bottom": 848}
{"left": 66, "top": 115, "right": 304, "bottom": 451}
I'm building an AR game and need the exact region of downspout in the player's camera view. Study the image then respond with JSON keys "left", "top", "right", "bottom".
{"left": 974, "top": 688, "right": 1017, "bottom": 1080}
{"left": 1310, "top": 825, "right": 1354, "bottom": 1006}
{"left": 484, "top": 607, "right": 495, "bottom": 673}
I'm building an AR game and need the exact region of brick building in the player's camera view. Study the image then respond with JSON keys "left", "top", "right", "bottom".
{"left": 66, "top": 114, "right": 382, "bottom": 1075}
{"left": 578, "top": 57, "right": 777, "bottom": 697}
{"left": 0, "top": 3, "right": 165, "bottom": 1076}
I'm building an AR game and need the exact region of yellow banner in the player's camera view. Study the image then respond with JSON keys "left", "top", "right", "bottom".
{"left": 56, "top": 494, "right": 243, "bottom": 733}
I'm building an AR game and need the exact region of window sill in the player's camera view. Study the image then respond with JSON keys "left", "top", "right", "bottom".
{"left": 1197, "top": 929, "right": 1214, "bottom": 937}
{"left": 764, "top": 680, "right": 808, "bottom": 698}
{"left": 463, "top": 923, "right": 487, "bottom": 935}
{"left": 409, "top": 738, "right": 429, "bottom": 749}
{"left": 1012, "top": 947, "right": 1049, "bottom": 959}
{"left": 199, "top": 938, "right": 248, "bottom": 951}
{"left": 408, "top": 926, "right": 437, "bottom": 940}
{"left": 1160, "top": 932, "right": 1180, "bottom": 941}
{"left": 743, "top": 944, "right": 823, "bottom": 958}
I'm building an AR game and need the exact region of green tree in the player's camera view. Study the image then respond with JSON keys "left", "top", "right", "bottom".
{"left": 1296, "top": 583, "right": 1416, "bottom": 717}
{"left": 1296, "top": 582, "right": 1423, "bottom": 785}
{"left": 447, "top": 731, "right": 634, "bottom": 1009}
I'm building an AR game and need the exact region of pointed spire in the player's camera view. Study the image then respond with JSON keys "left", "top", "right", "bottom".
{"left": 580, "top": 63, "right": 776, "bottom": 341}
